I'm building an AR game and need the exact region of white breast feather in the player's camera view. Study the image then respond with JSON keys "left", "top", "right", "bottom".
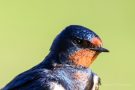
{"left": 92, "top": 75, "right": 100, "bottom": 90}
{"left": 50, "top": 82, "right": 65, "bottom": 90}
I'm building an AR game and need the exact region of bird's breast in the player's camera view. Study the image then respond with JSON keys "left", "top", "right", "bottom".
{"left": 54, "top": 67, "right": 92, "bottom": 90}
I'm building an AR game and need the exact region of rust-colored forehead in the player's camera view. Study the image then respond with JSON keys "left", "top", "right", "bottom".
{"left": 91, "top": 37, "right": 102, "bottom": 47}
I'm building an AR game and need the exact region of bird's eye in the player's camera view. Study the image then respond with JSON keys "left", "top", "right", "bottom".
{"left": 82, "top": 40, "right": 90, "bottom": 47}
{"left": 73, "top": 38, "right": 90, "bottom": 48}
{"left": 73, "top": 38, "right": 83, "bottom": 44}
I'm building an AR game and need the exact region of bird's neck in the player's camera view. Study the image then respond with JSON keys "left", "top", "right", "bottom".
{"left": 31, "top": 51, "right": 60, "bottom": 70}
{"left": 31, "top": 50, "right": 80, "bottom": 70}
{"left": 31, "top": 49, "right": 99, "bottom": 70}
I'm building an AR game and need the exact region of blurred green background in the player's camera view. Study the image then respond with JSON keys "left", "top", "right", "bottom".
{"left": 0, "top": 0, "right": 135, "bottom": 90}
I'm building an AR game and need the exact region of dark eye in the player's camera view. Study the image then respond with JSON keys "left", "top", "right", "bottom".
{"left": 73, "top": 38, "right": 90, "bottom": 48}
{"left": 73, "top": 38, "right": 83, "bottom": 44}
{"left": 82, "top": 40, "right": 90, "bottom": 47}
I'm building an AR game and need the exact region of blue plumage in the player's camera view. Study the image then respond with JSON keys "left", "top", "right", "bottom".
{"left": 3, "top": 25, "right": 107, "bottom": 90}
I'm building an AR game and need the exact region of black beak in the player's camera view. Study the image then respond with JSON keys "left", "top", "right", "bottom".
{"left": 90, "top": 47, "right": 109, "bottom": 52}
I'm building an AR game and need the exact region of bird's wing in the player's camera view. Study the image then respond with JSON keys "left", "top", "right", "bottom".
{"left": 2, "top": 69, "right": 59, "bottom": 90}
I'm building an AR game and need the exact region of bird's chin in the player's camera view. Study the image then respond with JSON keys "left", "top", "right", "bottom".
{"left": 69, "top": 49, "right": 100, "bottom": 68}
{"left": 91, "top": 52, "right": 100, "bottom": 64}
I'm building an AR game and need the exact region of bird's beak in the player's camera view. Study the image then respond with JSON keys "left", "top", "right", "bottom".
{"left": 90, "top": 47, "right": 109, "bottom": 52}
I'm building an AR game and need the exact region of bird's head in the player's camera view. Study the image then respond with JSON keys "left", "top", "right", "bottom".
{"left": 50, "top": 25, "right": 109, "bottom": 68}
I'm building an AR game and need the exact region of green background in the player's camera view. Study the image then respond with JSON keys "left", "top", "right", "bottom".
{"left": 0, "top": 0, "right": 135, "bottom": 90}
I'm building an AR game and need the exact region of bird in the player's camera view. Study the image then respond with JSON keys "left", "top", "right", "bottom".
{"left": 3, "top": 25, "right": 109, "bottom": 90}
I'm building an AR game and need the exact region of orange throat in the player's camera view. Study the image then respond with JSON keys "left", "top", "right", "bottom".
{"left": 69, "top": 49, "right": 99, "bottom": 68}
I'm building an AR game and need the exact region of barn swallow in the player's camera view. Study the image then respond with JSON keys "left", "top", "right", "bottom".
{"left": 3, "top": 25, "right": 109, "bottom": 90}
